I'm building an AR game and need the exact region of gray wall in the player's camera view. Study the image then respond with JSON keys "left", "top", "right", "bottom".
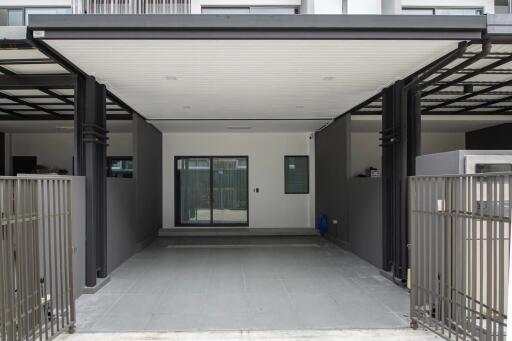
{"left": 133, "top": 115, "right": 163, "bottom": 247}
{"left": 315, "top": 115, "right": 351, "bottom": 246}
{"left": 71, "top": 176, "right": 86, "bottom": 298}
{"left": 107, "top": 178, "right": 137, "bottom": 272}
{"left": 348, "top": 177, "right": 383, "bottom": 268}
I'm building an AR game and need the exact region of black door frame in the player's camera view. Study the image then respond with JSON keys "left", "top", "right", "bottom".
{"left": 174, "top": 155, "right": 249, "bottom": 227}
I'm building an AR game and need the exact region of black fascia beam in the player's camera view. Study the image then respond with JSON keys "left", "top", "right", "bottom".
{"left": 0, "top": 74, "right": 76, "bottom": 90}
{"left": 422, "top": 52, "right": 512, "bottom": 97}
{"left": 423, "top": 78, "right": 512, "bottom": 113}
{"left": 28, "top": 14, "right": 486, "bottom": 40}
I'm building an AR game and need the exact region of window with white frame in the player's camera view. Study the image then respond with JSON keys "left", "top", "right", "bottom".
{"left": 0, "top": 7, "right": 71, "bottom": 26}
{"left": 402, "top": 7, "right": 484, "bottom": 15}
{"left": 201, "top": 6, "right": 299, "bottom": 14}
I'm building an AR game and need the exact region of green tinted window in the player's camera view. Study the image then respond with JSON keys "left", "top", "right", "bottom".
{"left": 285, "top": 156, "right": 309, "bottom": 194}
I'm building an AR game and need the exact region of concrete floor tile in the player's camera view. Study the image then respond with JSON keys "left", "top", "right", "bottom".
{"left": 76, "top": 236, "right": 411, "bottom": 332}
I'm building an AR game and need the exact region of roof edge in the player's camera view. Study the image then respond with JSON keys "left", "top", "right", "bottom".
{"left": 28, "top": 14, "right": 487, "bottom": 40}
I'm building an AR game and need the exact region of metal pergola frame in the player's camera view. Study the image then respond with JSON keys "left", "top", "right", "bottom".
{"left": 0, "top": 42, "right": 134, "bottom": 121}
{"left": 350, "top": 39, "right": 512, "bottom": 117}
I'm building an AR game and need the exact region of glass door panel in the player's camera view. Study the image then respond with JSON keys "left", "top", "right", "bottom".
{"left": 212, "top": 158, "right": 248, "bottom": 225}
{"left": 176, "top": 158, "right": 211, "bottom": 225}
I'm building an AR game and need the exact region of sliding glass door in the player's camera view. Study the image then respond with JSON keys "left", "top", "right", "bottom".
{"left": 175, "top": 156, "right": 248, "bottom": 226}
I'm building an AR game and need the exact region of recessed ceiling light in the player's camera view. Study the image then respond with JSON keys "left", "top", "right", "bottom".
{"left": 165, "top": 75, "right": 178, "bottom": 81}
{"left": 227, "top": 126, "right": 252, "bottom": 130}
{"left": 323, "top": 76, "right": 335, "bottom": 81}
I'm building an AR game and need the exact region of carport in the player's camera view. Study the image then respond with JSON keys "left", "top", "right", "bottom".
{"left": 2, "top": 13, "right": 512, "bottom": 336}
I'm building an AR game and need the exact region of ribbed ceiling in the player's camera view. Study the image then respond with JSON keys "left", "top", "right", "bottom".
{"left": 46, "top": 39, "right": 460, "bottom": 121}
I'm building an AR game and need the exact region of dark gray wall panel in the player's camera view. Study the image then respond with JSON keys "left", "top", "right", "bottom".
{"left": 134, "top": 115, "right": 163, "bottom": 244}
{"left": 315, "top": 115, "right": 350, "bottom": 246}
{"left": 348, "top": 177, "right": 383, "bottom": 268}
{"left": 466, "top": 123, "right": 512, "bottom": 150}
{"left": 107, "top": 178, "right": 137, "bottom": 272}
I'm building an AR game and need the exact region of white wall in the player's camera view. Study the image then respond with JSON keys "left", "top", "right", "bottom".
{"left": 8, "top": 132, "right": 133, "bottom": 174}
{"left": 312, "top": 0, "right": 342, "bottom": 14}
{"left": 190, "top": 0, "right": 301, "bottom": 13}
{"left": 350, "top": 131, "right": 466, "bottom": 176}
{"left": 347, "top": 0, "right": 382, "bottom": 14}
{"left": 162, "top": 132, "right": 314, "bottom": 229}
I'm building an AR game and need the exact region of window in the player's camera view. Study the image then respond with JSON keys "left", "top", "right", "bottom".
{"left": 175, "top": 156, "right": 248, "bottom": 226}
{"left": 202, "top": 6, "right": 299, "bottom": 15}
{"left": 0, "top": 8, "right": 23, "bottom": 26}
{"left": 0, "top": 7, "right": 71, "bottom": 26}
{"left": 107, "top": 157, "right": 133, "bottom": 178}
{"left": 402, "top": 7, "right": 483, "bottom": 15}
{"left": 285, "top": 156, "right": 309, "bottom": 194}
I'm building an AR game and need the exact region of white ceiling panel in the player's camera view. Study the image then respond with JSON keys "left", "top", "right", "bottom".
{"left": 46, "top": 39, "right": 459, "bottom": 121}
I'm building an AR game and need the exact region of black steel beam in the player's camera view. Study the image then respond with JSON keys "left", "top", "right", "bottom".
{"left": 0, "top": 74, "right": 76, "bottom": 89}
{"left": 0, "top": 91, "right": 64, "bottom": 118}
{"left": 0, "top": 107, "right": 28, "bottom": 119}
{"left": 410, "top": 41, "right": 470, "bottom": 91}
{"left": 0, "top": 58, "right": 54, "bottom": 65}
{"left": 452, "top": 94, "right": 512, "bottom": 114}
{"left": 422, "top": 52, "right": 512, "bottom": 97}
{"left": 0, "top": 68, "right": 75, "bottom": 105}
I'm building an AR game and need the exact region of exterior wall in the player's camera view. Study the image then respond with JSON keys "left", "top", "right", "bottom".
{"left": 347, "top": 0, "right": 382, "bottom": 14}
{"left": 133, "top": 115, "right": 162, "bottom": 243}
{"left": 350, "top": 132, "right": 466, "bottom": 177}
{"left": 162, "top": 132, "right": 314, "bottom": 229}
{"left": 0, "top": 0, "right": 496, "bottom": 14}
{"left": 190, "top": 0, "right": 301, "bottom": 14}
{"left": 315, "top": 116, "right": 350, "bottom": 246}
{"left": 7, "top": 132, "right": 132, "bottom": 175}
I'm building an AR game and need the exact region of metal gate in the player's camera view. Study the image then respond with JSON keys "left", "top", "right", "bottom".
{"left": 0, "top": 177, "right": 75, "bottom": 341}
{"left": 410, "top": 173, "right": 512, "bottom": 340}
{"left": 410, "top": 173, "right": 511, "bottom": 340}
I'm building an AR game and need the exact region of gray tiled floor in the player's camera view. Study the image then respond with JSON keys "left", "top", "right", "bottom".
{"left": 76, "top": 236, "right": 410, "bottom": 332}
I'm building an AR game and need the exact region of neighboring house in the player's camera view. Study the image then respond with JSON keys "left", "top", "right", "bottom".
{"left": 0, "top": 0, "right": 501, "bottom": 18}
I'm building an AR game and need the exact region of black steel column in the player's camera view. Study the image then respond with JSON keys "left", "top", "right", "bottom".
{"left": 381, "top": 79, "right": 420, "bottom": 283}
{"left": 75, "top": 75, "right": 108, "bottom": 287}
